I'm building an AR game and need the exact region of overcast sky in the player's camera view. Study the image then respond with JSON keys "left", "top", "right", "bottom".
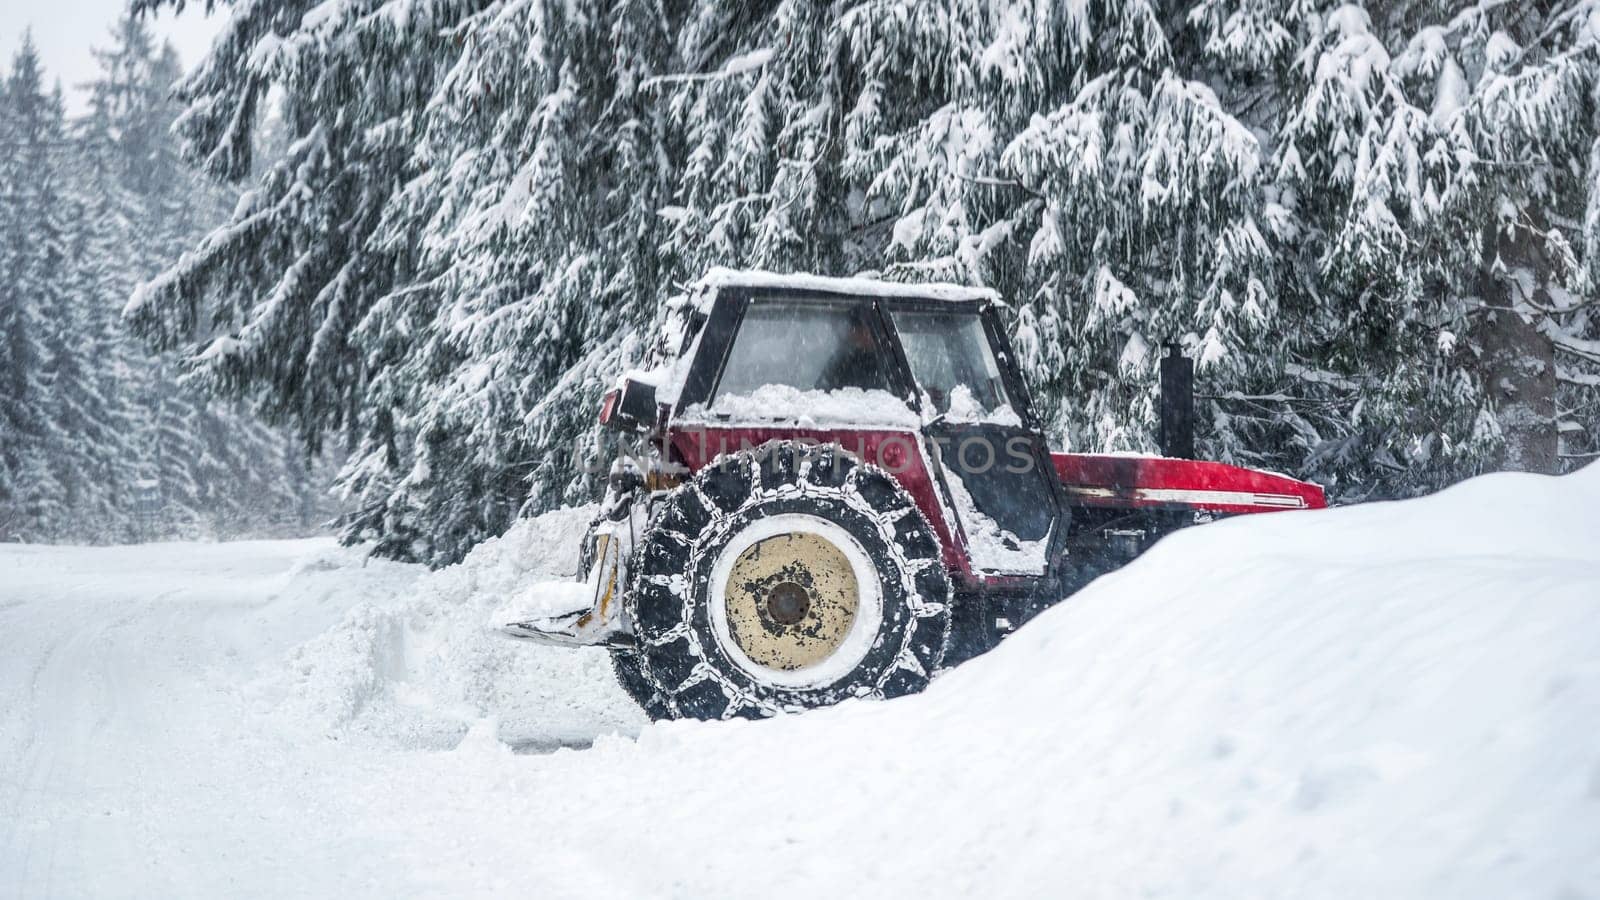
{"left": 2, "top": 0, "right": 227, "bottom": 113}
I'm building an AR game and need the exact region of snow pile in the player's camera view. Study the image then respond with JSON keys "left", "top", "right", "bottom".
{"left": 270, "top": 504, "right": 645, "bottom": 748}
{"left": 941, "top": 383, "right": 1023, "bottom": 426}
{"left": 492, "top": 579, "right": 595, "bottom": 623}
{"left": 682, "top": 383, "right": 920, "bottom": 428}
{"left": 693, "top": 266, "right": 1000, "bottom": 309}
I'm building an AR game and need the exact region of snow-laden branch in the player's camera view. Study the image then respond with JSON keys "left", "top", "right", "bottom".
{"left": 641, "top": 48, "right": 774, "bottom": 90}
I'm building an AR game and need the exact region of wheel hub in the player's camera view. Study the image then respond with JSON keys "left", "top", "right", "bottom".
{"left": 764, "top": 581, "right": 811, "bottom": 625}
{"left": 722, "top": 531, "right": 860, "bottom": 673}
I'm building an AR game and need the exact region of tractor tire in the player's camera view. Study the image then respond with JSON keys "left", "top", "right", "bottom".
{"left": 618, "top": 441, "right": 951, "bottom": 721}
{"left": 609, "top": 649, "right": 672, "bottom": 721}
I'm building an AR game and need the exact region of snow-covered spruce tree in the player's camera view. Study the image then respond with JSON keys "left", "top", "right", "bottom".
{"left": 1408, "top": 1, "right": 1600, "bottom": 476}
{"left": 1274, "top": 2, "right": 1600, "bottom": 494}
{"left": 48, "top": 192, "right": 132, "bottom": 541}
{"left": 1, "top": 35, "right": 146, "bottom": 542}
{"left": 0, "top": 38, "right": 73, "bottom": 540}
{"left": 126, "top": 0, "right": 486, "bottom": 561}
{"left": 87, "top": 11, "right": 328, "bottom": 540}
{"left": 667, "top": 0, "right": 1597, "bottom": 484}
{"left": 649, "top": 1, "right": 1299, "bottom": 465}
{"left": 0, "top": 12, "right": 336, "bottom": 544}
{"left": 64, "top": 152, "right": 148, "bottom": 542}
{"left": 0, "top": 45, "right": 43, "bottom": 539}
{"left": 334, "top": 0, "right": 676, "bottom": 562}
{"left": 136, "top": 0, "right": 1600, "bottom": 563}
{"left": 128, "top": 0, "right": 680, "bottom": 563}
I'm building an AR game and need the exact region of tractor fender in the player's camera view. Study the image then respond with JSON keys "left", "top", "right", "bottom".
{"left": 1052, "top": 453, "right": 1327, "bottom": 515}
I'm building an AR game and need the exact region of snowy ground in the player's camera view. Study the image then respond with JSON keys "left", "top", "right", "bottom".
{"left": 2, "top": 466, "right": 1598, "bottom": 898}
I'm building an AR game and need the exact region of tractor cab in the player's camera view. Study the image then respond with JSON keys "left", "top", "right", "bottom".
{"left": 502, "top": 270, "right": 1325, "bottom": 721}
{"left": 663, "top": 278, "right": 1067, "bottom": 588}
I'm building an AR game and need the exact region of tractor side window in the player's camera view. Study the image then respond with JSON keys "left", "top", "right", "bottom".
{"left": 891, "top": 310, "right": 1011, "bottom": 419}
{"left": 714, "top": 301, "right": 891, "bottom": 398}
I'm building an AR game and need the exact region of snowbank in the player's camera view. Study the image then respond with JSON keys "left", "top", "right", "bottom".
{"left": 270, "top": 504, "right": 645, "bottom": 748}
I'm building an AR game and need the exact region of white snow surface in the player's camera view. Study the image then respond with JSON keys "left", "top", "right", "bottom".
{"left": 494, "top": 579, "right": 596, "bottom": 627}
{"left": 3, "top": 465, "right": 1599, "bottom": 897}
{"left": 692, "top": 266, "right": 1000, "bottom": 310}
{"left": 680, "top": 383, "right": 920, "bottom": 428}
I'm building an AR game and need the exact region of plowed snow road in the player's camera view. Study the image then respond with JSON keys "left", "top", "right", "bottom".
{"left": 0, "top": 532, "right": 649, "bottom": 898}
{"left": 0, "top": 541, "right": 422, "bottom": 897}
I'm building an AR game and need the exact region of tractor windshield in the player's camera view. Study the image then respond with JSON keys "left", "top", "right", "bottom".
{"left": 891, "top": 309, "right": 1013, "bottom": 422}
{"left": 714, "top": 300, "right": 892, "bottom": 398}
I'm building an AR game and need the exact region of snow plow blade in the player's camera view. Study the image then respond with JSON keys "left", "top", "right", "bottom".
{"left": 499, "top": 615, "right": 635, "bottom": 649}
{"left": 493, "top": 533, "right": 633, "bottom": 648}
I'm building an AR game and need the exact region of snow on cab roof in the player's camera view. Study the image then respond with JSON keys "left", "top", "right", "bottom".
{"left": 694, "top": 267, "right": 1002, "bottom": 306}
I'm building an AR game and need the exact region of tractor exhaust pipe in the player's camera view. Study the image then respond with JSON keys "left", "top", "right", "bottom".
{"left": 1159, "top": 343, "right": 1195, "bottom": 459}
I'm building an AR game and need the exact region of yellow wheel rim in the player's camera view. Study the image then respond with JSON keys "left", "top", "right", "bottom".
{"left": 722, "top": 531, "right": 861, "bottom": 672}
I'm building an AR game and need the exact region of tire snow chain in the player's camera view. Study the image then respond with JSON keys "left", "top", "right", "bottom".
{"left": 623, "top": 446, "right": 951, "bottom": 719}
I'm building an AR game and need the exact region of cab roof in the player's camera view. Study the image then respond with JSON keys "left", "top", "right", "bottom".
{"left": 691, "top": 267, "right": 1002, "bottom": 311}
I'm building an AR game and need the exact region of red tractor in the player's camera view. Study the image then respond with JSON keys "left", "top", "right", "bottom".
{"left": 502, "top": 269, "right": 1324, "bottom": 720}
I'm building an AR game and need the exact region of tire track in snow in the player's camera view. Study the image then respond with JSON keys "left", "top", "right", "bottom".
{"left": 0, "top": 542, "right": 395, "bottom": 898}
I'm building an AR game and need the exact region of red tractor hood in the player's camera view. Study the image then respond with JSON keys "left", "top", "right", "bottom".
{"left": 1052, "top": 453, "right": 1326, "bottom": 515}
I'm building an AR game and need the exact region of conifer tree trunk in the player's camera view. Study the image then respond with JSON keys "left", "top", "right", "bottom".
{"left": 1475, "top": 218, "right": 1559, "bottom": 474}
